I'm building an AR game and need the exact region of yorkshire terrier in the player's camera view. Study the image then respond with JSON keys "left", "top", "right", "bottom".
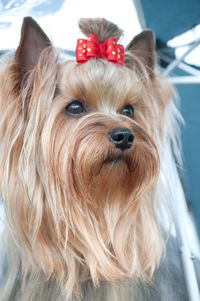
{"left": 0, "top": 17, "right": 185, "bottom": 300}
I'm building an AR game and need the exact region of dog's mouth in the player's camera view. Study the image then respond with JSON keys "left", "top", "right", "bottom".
{"left": 103, "top": 153, "right": 133, "bottom": 170}
{"left": 88, "top": 153, "right": 133, "bottom": 183}
{"left": 109, "top": 158, "right": 123, "bottom": 166}
{"left": 104, "top": 156, "right": 123, "bottom": 165}
{"left": 88, "top": 151, "right": 137, "bottom": 201}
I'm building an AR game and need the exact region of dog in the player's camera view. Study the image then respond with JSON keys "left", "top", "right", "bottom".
{"left": 0, "top": 17, "right": 191, "bottom": 301}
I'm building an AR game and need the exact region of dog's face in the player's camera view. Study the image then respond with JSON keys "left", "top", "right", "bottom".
{"left": 0, "top": 18, "right": 172, "bottom": 289}
{"left": 51, "top": 59, "right": 159, "bottom": 206}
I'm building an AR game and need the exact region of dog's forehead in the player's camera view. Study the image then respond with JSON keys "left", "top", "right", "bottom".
{"left": 59, "top": 59, "right": 142, "bottom": 109}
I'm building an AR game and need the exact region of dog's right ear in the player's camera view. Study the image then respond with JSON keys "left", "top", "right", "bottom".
{"left": 125, "top": 30, "right": 155, "bottom": 76}
{"left": 15, "top": 17, "right": 51, "bottom": 83}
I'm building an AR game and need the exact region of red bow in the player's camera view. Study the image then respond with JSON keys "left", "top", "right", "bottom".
{"left": 76, "top": 34, "right": 125, "bottom": 66}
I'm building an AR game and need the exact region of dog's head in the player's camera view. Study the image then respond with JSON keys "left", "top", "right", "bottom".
{"left": 0, "top": 17, "right": 174, "bottom": 292}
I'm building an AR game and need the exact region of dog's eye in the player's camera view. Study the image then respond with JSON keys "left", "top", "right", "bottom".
{"left": 121, "top": 105, "right": 134, "bottom": 118}
{"left": 65, "top": 100, "right": 87, "bottom": 116}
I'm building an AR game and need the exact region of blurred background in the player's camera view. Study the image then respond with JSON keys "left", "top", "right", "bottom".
{"left": 0, "top": 0, "right": 200, "bottom": 251}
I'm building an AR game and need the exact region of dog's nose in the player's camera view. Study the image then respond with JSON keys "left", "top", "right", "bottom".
{"left": 109, "top": 128, "right": 134, "bottom": 151}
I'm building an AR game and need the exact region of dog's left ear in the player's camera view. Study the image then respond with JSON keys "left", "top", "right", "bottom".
{"left": 125, "top": 30, "right": 155, "bottom": 73}
{"left": 15, "top": 17, "right": 51, "bottom": 82}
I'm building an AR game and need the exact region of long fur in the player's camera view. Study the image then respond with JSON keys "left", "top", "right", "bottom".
{"left": 0, "top": 18, "right": 181, "bottom": 301}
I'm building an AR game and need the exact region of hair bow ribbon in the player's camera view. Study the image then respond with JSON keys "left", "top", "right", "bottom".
{"left": 76, "top": 34, "right": 124, "bottom": 66}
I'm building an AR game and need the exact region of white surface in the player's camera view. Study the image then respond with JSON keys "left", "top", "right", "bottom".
{"left": 0, "top": 0, "right": 141, "bottom": 50}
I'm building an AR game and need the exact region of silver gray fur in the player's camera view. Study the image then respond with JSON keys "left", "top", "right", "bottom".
{"left": 1, "top": 235, "right": 199, "bottom": 301}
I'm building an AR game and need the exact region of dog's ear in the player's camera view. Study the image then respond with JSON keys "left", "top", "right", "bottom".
{"left": 125, "top": 30, "right": 155, "bottom": 73}
{"left": 15, "top": 17, "right": 51, "bottom": 82}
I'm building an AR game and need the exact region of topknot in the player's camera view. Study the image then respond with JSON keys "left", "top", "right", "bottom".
{"left": 78, "top": 18, "right": 123, "bottom": 43}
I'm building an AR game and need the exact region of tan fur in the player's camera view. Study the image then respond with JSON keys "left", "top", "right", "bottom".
{"left": 0, "top": 18, "right": 181, "bottom": 301}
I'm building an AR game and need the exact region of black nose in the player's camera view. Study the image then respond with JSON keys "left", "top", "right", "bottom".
{"left": 109, "top": 128, "right": 134, "bottom": 151}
